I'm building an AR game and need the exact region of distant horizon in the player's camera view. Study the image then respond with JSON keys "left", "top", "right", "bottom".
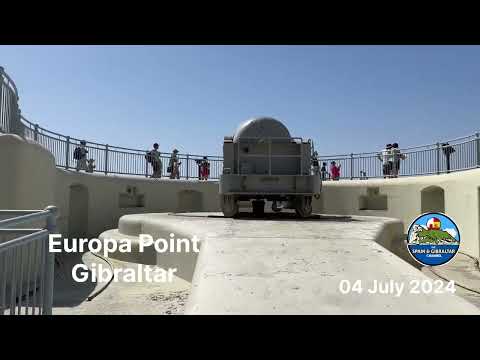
{"left": 2, "top": 45, "right": 480, "bottom": 156}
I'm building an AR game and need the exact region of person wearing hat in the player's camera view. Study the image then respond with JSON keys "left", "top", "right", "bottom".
{"left": 74, "top": 140, "right": 89, "bottom": 172}
{"left": 168, "top": 149, "right": 181, "bottom": 179}
{"left": 378, "top": 143, "right": 393, "bottom": 178}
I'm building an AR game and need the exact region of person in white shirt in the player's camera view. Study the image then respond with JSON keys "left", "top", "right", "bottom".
{"left": 377, "top": 144, "right": 393, "bottom": 178}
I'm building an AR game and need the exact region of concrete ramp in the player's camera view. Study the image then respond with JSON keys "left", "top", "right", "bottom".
{"left": 101, "top": 212, "right": 480, "bottom": 314}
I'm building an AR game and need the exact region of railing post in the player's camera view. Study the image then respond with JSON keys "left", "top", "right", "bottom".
{"left": 145, "top": 152, "right": 149, "bottom": 178}
{"left": 0, "top": 67, "right": 4, "bottom": 132}
{"left": 43, "top": 206, "right": 57, "bottom": 315}
{"left": 15, "top": 108, "right": 24, "bottom": 137}
{"left": 65, "top": 136, "right": 70, "bottom": 170}
{"left": 350, "top": 153, "right": 354, "bottom": 180}
{"left": 476, "top": 132, "right": 480, "bottom": 168}
{"left": 34, "top": 123, "right": 39, "bottom": 141}
{"left": 186, "top": 154, "right": 190, "bottom": 180}
{"left": 105, "top": 144, "right": 109, "bottom": 175}
{"left": 300, "top": 141, "right": 303, "bottom": 175}
{"left": 436, "top": 142, "right": 440, "bottom": 175}
{"left": 268, "top": 139, "right": 272, "bottom": 175}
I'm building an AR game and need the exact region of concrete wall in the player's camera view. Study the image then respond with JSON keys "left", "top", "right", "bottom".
{"left": 313, "top": 170, "right": 480, "bottom": 259}
{"left": 55, "top": 170, "right": 220, "bottom": 238}
{"left": 2, "top": 133, "right": 480, "bottom": 260}
{"left": 0, "top": 134, "right": 220, "bottom": 239}
{"left": 0, "top": 134, "right": 56, "bottom": 210}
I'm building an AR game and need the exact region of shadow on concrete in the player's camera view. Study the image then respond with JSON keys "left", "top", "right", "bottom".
{"left": 174, "top": 212, "right": 356, "bottom": 222}
{"left": 53, "top": 252, "right": 97, "bottom": 307}
{"left": 394, "top": 233, "right": 423, "bottom": 270}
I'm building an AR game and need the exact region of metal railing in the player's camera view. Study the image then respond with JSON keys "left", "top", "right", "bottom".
{"left": 318, "top": 133, "right": 480, "bottom": 179}
{"left": 21, "top": 115, "right": 480, "bottom": 180}
{"left": 1, "top": 66, "right": 480, "bottom": 180}
{"left": 0, "top": 206, "right": 57, "bottom": 315}
{"left": 21, "top": 116, "right": 224, "bottom": 180}
{"left": 0, "top": 67, "right": 22, "bottom": 136}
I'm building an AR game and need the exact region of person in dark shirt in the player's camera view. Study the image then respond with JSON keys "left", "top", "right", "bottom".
{"left": 145, "top": 143, "right": 162, "bottom": 178}
{"left": 320, "top": 162, "right": 328, "bottom": 180}
{"left": 442, "top": 142, "right": 455, "bottom": 173}
{"left": 74, "top": 140, "right": 89, "bottom": 172}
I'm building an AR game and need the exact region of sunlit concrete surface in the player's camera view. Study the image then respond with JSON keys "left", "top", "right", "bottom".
{"left": 422, "top": 252, "right": 480, "bottom": 308}
{"left": 52, "top": 252, "right": 190, "bottom": 315}
{"left": 99, "top": 212, "right": 480, "bottom": 314}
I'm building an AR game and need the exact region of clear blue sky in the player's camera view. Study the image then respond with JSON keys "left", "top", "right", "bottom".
{"left": 1, "top": 45, "right": 480, "bottom": 156}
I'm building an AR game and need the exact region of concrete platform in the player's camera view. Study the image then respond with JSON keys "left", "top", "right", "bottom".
{"left": 99, "top": 212, "right": 480, "bottom": 314}
{"left": 422, "top": 252, "right": 480, "bottom": 308}
{"left": 53, "top": 252, "right": 190, "bottom": 315}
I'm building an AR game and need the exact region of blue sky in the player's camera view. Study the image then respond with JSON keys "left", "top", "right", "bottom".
{"left": 1, "top": 45, "right": 480, "bottom": 155}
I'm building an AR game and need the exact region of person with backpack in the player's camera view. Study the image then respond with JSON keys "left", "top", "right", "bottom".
{"left": 74, "top": 140, "right": 88, "bottom": 172}
{"left": 145, "top": 143, "right": 162, "bottom": 178}
{"left": 168, "top": 149, "right": 181, "bottom": 179}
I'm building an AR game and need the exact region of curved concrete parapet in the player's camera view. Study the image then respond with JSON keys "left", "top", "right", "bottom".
{"left": 314, "top": 168, "right": 480, "bottom": 260}
{"left": 0, "top": 133, "right": 56, "bottom": 210}
{"left": 99, "top": 213, "right": 204, "bottom": 282}
{"left": 99, "top": 212, "right": 480, "bottom": 314}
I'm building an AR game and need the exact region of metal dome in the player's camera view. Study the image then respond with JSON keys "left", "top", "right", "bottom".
{"left": 232, "top": 117, "right": 291, "bottom": 143}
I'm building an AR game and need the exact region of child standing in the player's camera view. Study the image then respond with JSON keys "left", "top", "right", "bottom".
{"left": 320, "top": 162, "right": 328, "bottom": 180}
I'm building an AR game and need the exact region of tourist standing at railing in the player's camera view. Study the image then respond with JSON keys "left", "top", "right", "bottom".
{"left": 391, "top": 143, "right": 406, "bottom": 178}
{"left": 320, "top": 162, "right": 329, "bottom": 180}
{"left": 330, "top": 161, "right": 341, "bottom": 180}
{"left": 168, "top": 149, "right": 181, "bottom": 179}
{"left": 378, "top": 144, "right": 393, "bottom": 178}
{"left": 442, "top": 142, "right": 455, "bottom": 173}
{"left": 146, "top": 143, "right": 162, "bottom": 178}
{"left": 74, "top": 140, "right": 89, "bottom": 172}
{"left": 200, "top": 156, "right": 210, "bottom": 180}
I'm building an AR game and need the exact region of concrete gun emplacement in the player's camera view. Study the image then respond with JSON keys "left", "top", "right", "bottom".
{"left": 219, "top": 117, "right": 322, "bottom": 217}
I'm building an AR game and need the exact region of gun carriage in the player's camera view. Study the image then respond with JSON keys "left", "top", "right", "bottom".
{"left": 220, "top": 117, "right": 322, "bottom": 217}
